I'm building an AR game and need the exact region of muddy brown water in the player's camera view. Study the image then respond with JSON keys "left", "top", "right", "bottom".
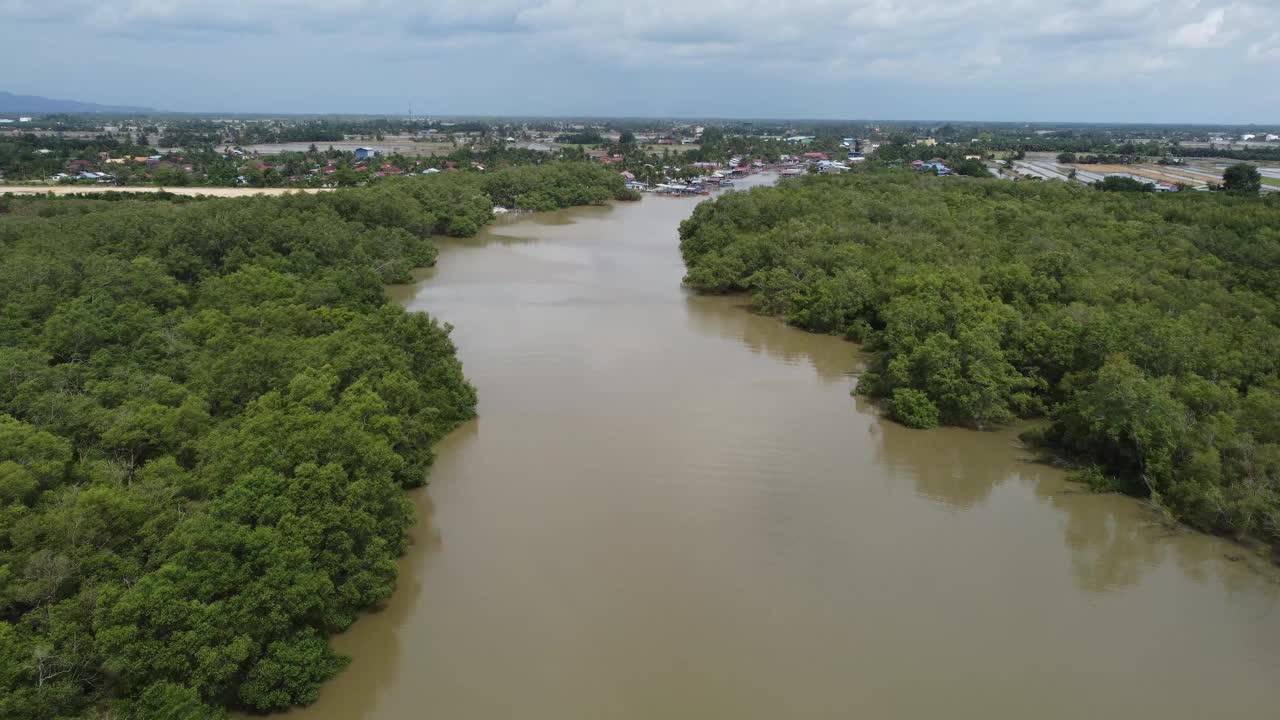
{"left": 285, "top": 175, "right": 1280, "bottom": 719}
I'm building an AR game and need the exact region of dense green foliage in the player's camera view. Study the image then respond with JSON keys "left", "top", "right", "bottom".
{"left": 1224, "top": 162, "right": 1263, "bottom": 196}
{"left": 889, "top": 388, "right": 940, "bottom": 429}
{"left": 681, "top": 172, "right": 1280, "bottom": 549}
{"left": 0, "top": 134, "right": 155, "bottom": 181}
{"left": 480, "top": 162, "right": 638, "bottom": 211}
{"left": 1094, "top": 176, "right": 1155, "bottom": 193}
{"left": 555, "top": 131, "right": 605, "bottom": 145}
{"left": 1181, "top": 145, "right": 1280, "bottom": 162}
{"left": 0, "top": 162, "right": 631, "bottom": 719}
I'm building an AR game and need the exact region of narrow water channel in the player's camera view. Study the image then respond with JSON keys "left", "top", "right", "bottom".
{"left": 289, "top": 175, "right": 1280, "bottom": 719}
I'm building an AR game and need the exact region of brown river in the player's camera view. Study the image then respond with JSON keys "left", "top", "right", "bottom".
{"left": 287, "top": 174, "right": 1280, "bottom": 719}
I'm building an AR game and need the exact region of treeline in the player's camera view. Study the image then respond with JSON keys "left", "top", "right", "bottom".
{"left": 0, "top": 163, "right": 634, "bottom": 719}
{"left": 1056, "top": 152, "right": 1143, "bottom": 165}
{"left": 229, "top": 119, "right": 413, "bottom": 145}
{"left": 1059, "top": 146, "right": 1280, "bottom": 164}
{"left": 684, "top": 129, "right": 792, "bottom": 163}
{"left": 1176, "top": 145, "right": 1280, "bottom": 162}
{"left": 159, "top": 118, "right": 530, "bottom": 147}
{"left": 479, "top": 162, "right": 638, "bottom": 211}
{"left": 0, "top": 134, "right": 155, "bottom": 181}
{"left": 993, "top": 136, "right": 1168, "bottom": 156}
{"left": 680, "top": 173, "right": 1280, "bottom": 552}
{"left": 554, "top": 131, "right": 605, "bottom": 145}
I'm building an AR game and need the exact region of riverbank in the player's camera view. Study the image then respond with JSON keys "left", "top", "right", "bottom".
{"left": 0, "top": 163, "right": 641, "bottom": 720}
{"left": 276, "top": 175, "right": 1280, "bottom": 720}
{"left": 681, "top": 172, "right": 1280, "bottom": 557}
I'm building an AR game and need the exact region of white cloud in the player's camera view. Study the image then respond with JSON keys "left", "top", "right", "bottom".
{"left": 972, "top": 43, "right": 1002, "bottom": 68}
{"left": 1249, "top": 32, "right": 1280, "bottom": 62}
{"left": 2, "top": 0, "right": 1278, "bottom": 114}
{"left": 1038, "top": 11, "right": 1083, "bottom": 36}
{"left": 1169, "top": 7, "right": 1232, "bottom": 48}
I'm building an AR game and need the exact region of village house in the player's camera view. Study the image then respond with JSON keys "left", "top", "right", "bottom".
{"left": 913, "top": 160, "right": 951, "bottom": 175}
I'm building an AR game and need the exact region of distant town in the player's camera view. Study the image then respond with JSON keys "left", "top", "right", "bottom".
{"left": 2, "top": 113, "right": 1278, "bottom": 194}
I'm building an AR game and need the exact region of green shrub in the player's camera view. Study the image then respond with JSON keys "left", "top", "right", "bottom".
{"left": 890, "top": 388, "right": 940, "bottom": 429}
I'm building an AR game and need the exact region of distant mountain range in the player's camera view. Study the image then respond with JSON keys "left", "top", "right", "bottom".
{"left": 0, "top": 91, "right": 156, "bottom": 115}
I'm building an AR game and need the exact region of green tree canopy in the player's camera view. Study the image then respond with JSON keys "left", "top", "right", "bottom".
{"left": 0, "top": 162, "right": 633, "bottom": 719}
{"left": 680, "top": 171, "right": 1280, "bottom": 549}
{"left": 1223, "top": 162, "right": 1262, "bottom": 196}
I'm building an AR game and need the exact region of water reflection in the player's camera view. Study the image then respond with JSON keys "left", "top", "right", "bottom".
{"left": 872, "top": 410, "right": 1280, "bottom": 597}
{"left": 683, "top": 293, "right": 861, "bottom": 381}
{"left": 679, "top": 286, "right": 1274, "bottom": 596}
{"left": 668, "top": 241, "right": 1280, "bottom": 601}
{"left": 1052, "top": 488, "right": 1169, "bottom": 593}
{"left": 1040, "top": 481, "right": 1280, "bottom": 599}
{"left": 520, "top": 204, "right": 614, "bottom": 226}
{"left": 873, "top": 420, "right": 1021, "bottom": 510}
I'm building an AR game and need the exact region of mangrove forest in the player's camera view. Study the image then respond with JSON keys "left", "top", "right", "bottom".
{"left": 681, "top": 172, "right": 1280, "bottom": 551}
{"left": 0, "top": 163, "right": 632, "bottom": 719}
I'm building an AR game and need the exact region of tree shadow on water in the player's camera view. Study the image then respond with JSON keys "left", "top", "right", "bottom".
{"left": 683, "top": 293, "right": 864, "bottom": 381}
{"left": 872, "top": 414, "right": 1280, "bottom": 598}
{"left": 872, "top": 418, "right": 1020, "bottom": 511}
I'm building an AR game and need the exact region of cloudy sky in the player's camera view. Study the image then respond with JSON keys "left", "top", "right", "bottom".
{"left": 1, "top": 0, "right": 1277, "bottom": 122}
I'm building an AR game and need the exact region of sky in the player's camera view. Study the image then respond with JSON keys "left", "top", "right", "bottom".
{"left": 1, "top": 0, "right": 1278, "bottom": 123}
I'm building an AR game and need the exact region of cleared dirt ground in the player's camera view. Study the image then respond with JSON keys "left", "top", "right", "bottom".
{"left": 1072, "top": 164, "right": 1209, "bottom": 186}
